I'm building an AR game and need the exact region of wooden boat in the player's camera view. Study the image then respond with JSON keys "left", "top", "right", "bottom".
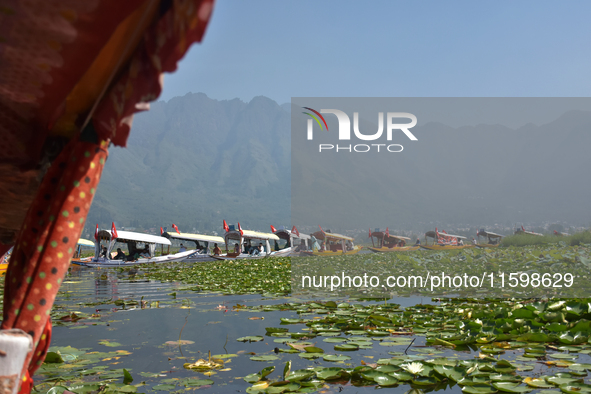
{"left": 300, "top": 227, "right": 362, "bottom": 256}
{"left": 70, "top": 238, "right": 96, "bottom": 264}
{"left": 162, "top": 231, "right": 224, "bottom": 262}
{"left": 514, "top": 225, "right": 543, "bottom": 236}
{"left": 420, "top": 228, "right": 474, "bottom": 250}
{"left": 271, "top": 225, "right": 313, "bottom": 256}
{"left": 475, "top": 229, "right": 503, "bottom": 248}
{"left": 213, "top": 222, "right": 286, "bottom": 260}
{"left": 72, "top": 228, "right": 195, "bottom": 267}
{"left": 368, "top": 228, "right": 419, "bottom": 252}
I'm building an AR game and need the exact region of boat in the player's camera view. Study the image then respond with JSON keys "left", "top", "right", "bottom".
{"left": 300, "top": 226, "right": 362, "bottom": 256}
{"left": 72, "top": 226, "right": 195, "bottom": 267}
{"left": 271, "top": 225, "right": 313, "bottom": 256}
{"left": 553, "top": 230, "right": 570, "bottom": 236}
{"left": 514, "top": 225, "right": 543, "bottom": 236}
{"left": 421, "top": 228, "right": 473, "bottom": 250}
{"left": 161, "top": 230, "right": 225, "bottom": 262}
{"left": 213, "top": 221, "right": 284, "bottom": 260}
{"left": 367, "top": 228, "right": 419, "bottom": 252}
{"left": 70, "top": 238, "right": 96, "bottom": 264}
{"left": 475, "top": 229, "right": 503, "bottom": 248}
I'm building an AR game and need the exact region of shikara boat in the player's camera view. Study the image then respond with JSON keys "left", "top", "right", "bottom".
{"left": 213, "top": 222, "right": 285, "bottom": 260}
{"left": 72, "top": 228, "right": 195, "bottom": 267}
{"left": 514, "top": 225, "right": 543, "bottom": 236}
{"left": 421, "top": 228, "right": 474, "bottom": 250}
{"left": 70, "top": 238, "right": 96, "bottom": 264}
{"left": 475, "top": 229, "right": 503, "bottom": 248}
{"left": 553, "top": 230, "right": 570, "bottom": 236}
{"left": 271, "top": 225, "right": 313, "bottom": 255}
{"left": 162, "top": 231, "right": 225, "bottom": 262}
{"left": 301, "top": 227, "right": 362, "bottom": 256}
{"left": 368, "top": 228, "right": 419, "bottom": 252}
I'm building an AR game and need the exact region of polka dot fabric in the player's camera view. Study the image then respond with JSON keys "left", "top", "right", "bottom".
{"left": 1, "top": 138, "right": 109, "bottom": 392}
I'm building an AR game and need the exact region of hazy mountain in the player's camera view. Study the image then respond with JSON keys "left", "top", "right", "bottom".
{"left": 87, "top": 93, "right": 290, "bottom": 234}
{"left": 86, "top": 94, "right": 591, "bottom": 237}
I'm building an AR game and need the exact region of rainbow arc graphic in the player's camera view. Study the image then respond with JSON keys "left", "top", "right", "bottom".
{"left": 302, "top": 107, "right": 329, "bottom": 131}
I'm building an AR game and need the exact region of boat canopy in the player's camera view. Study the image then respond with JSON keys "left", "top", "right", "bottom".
{"left": 515, "top": 229, "right": 543, "bottom": 236}
{"left": 425, "top": 231, "right": 467, "bottom": 240}
{"left": 96, "top": 229, "right": 171, "bottom": 245}
{"left": 371, "top": 231, "right": 410, "bottom": 241}
{"left": 163, "top": 232, "right": 224, "bottom": 244}
{"left": 312, "top": 231, "right": 354, "bottom": 242}
{"left": 77, "top": 238, "right": 95, "bottom": 247}
{"left": 274, "top": 228, "right": 311, "bottom": 241}
{"left": 225, "top": 230, "right": 280, "bottom": 242}
{"left": 477, "top": 230, "right": 503, "bottom": 239}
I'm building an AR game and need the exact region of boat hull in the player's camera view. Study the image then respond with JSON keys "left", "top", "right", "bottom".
{"left": 72, "top": 250, "right": 197, "bottom": 267}
{"left": 212, "top": 247, "right": 292, "bottom": 260}
{"left": 475, "top": 244, "right": 499, "bottom": 248}
{"left": 300, "top": 246, "right": 363, "bottom": 256}
{"left": 368, "top": 246, "right": 420, "bottom": 253}
{"left": 420, "top": 245, "right": 475, "bottom": 251}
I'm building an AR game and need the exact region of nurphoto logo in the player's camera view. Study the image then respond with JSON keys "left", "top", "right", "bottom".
{"left": 303, "top": 107, "right": 418, "bottom": 153}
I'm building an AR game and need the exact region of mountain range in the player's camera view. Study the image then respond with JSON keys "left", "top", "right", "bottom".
{"left": 86, "top": 93, "right": 591, "bottom": 236}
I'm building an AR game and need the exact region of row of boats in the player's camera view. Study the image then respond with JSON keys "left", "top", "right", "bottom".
{"left": 67, "top": 222, "right": 535, "bottom": 268}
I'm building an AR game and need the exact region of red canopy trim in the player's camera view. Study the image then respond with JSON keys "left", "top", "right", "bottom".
{"left": 1, "top": 138, "right": 109, "bottom": 386}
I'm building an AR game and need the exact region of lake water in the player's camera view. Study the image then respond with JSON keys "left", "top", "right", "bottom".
{"left": 6, "top": 265, "right": 588, "bottom": 394}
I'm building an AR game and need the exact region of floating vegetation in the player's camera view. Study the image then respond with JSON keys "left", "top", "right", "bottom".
{"left": 2, "top": 243, "right": 591, "bottom": 393}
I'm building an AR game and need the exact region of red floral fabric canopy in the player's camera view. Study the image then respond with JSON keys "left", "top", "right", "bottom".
{"left": 0, "top": 1, "right": 214, "bottom": 392}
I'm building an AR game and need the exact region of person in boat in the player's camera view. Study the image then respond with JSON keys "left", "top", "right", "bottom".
{"left": 234, "top": 243, "right": 240, "bottom": 253}
{"left": 259, "top": 242, "right": 265, "bottom": 255}
{"left": 415, "top": 238, "right": 421, "bottom": 246}
{"left": 250, "top": 243, "right": 261, "bottom": 256}
{"left": 100, "top": 245, "right": 108, "bottom": 258}
{"left": 213, "top": 243, "right": 221, "bottom": 255}
{"left": 400, "top": 240, "right": 406, "bottom": 247}
{"left": 115, "top": 248, "right": 126, "bottom": 260}
{"left": 472, "top": 237, "right": 477, "bottom": 245}
{"left": 458, "top": 239, "right": 464, "bottom": 246}
{"left": 179, "top": 243, "right": 187, "bottom": 252}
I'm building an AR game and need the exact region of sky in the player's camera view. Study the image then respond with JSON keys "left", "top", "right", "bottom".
{"left": 160, "top": 1, "right": 591, "bottom": 105}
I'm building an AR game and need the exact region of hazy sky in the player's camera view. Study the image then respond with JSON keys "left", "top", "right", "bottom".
{"left": 160, "top": 1, "right": 591, "bottom": 104}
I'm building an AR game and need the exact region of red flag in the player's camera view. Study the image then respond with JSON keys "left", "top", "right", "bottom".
{"left": 292, "top": 226, "right": 300, "bottom": 237}
{"left": 368, "top": 228, "right": 372, "bottom": 238}
{"left": 160, "top": 227, "right": 164, "bottom": 235}
{"left": 385, "top": 227, "right": 390, "bottom": 237}
{"left": 522, "top": 225, "right": 525, "bottom": 231}
{"left": 172, "top": 224, "right": 180, "bottom": 234}
{"left": 94, "top": 224, "right": 99, "bottom": 241}
{"left": 237, "top": 222, "right": 243, "bottom": 236}
{"left": 111, "top": 222, "right": 118, "bottom": 239}
{"left": 223, "top": 220, "right": 229, "bottom": 232}
{"left": 270, "top": 225, "right": 277, "bottom": 233}
{"left": 318, "top": 225, "right": 325, "bottom": 233}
